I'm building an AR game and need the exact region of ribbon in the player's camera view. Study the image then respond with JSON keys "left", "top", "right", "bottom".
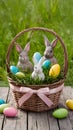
{"left": 9, "top": 83, "right": 64, "bottom": 107}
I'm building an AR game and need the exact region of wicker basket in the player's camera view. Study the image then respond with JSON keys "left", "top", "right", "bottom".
{"left": 6, "top": 27, "right": 68, "bottom": 112}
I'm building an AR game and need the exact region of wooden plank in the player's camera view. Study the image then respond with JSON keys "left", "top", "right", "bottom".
{"left": 28, "top": 112, "right": 49, "bottom": 130}
{"left": 0, "top": 87, "right": 9, "bottom": 130}
{"left": 58, "top": 88, "right": 73, "bottom": 130}
{"left": 64, "top": 87, "right": 73, "bottom": 130}
{"left": 48, "top": 110, "right": 59, "bottom": 130}
{"left": 3, "top": 89, "right": 27, "bottom": 130}
{"left": 0, "top": 87, "right": 9, "bottom": 101}
{"left": 58, "top": 117, "right": 72, "bottom": 130}
{"left": 28, "top": 112, "right": 38, "bottom": 130}
{"left": 3, "top": 111, "right": 27, "bottom": 130}
{"left": 62, "top": 87, "right": 73, "bottom": 100}
{"left": 69, "top": 110, "right": 73, "bottom": 130}
{"left": 36, "top": 112, "right": 49, "bottom": 130}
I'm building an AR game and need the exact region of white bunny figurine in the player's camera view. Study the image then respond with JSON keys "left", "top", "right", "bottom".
{"left": 16, "top": 42, "right": 33, "bottom": 72}
{"left": 44, "top": 36, "right": 58, "bottom": 65}
{"left": 31, "top": 57, "right": 45, "bottom": 81}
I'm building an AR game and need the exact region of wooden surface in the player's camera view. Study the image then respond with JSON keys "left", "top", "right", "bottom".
{"left": 0, "top": 86, "right": 73, "bottom": 130}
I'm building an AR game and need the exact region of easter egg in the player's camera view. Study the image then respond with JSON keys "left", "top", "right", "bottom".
{"left": 15, "top": 72, "right": 25, "bottom": 79}
{"left": 49, "top": 64, "right": 60, "bottom": 78}
{"left": 52, "top": 108, "right": 68, "bottom": 119}
{"left": 3, "top": 107, "right": 17, "bottom": 117}
{"left": 66, "top": 99, "right": 73, "bottom": 110}
{"left": 42, "top": 60, "right": 51, "bottom": 69}
{"left": 10, "top": 66, "right": 19, "bottom": 74}
{"left": 0, "top": 99, "right": 6, "bottom": 105}
{"left": 33, "top": 52, "right": 41, "bottom": 64}
{"left": 0, "top": 104, "right": 9, "bottom": 113}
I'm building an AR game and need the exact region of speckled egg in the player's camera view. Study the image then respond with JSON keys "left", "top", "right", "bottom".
{"left": 66, "top": 99, "right": 73, "bottom": 110}
{"left": 49, "top": 64, "right": 60, "bottom": 78}
{"left": 15, "top": 72, "right": 25, "bottom": 79}
{"left": 3, "top": 107, "right": 17, "bottom": 117}
{"left": 52, "top": 108, "right": 68, "bottom": 119}
{"left": 10, "top": 66, "right": 19, "bottom": 74}
{"left": 42, "top": 60, "right": 51, "bottom": 69}
{"left": 33, "top": 52, "right": 41, "bottom": 64}
{"left": 0, "top": 104, "right": 9, "bottom": 113}
{"left": 0, "top": 99, "right": 6, "bottom": 105}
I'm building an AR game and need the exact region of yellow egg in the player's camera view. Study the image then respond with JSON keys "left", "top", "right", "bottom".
{"left": 66, "top": 99, "right": 73, "bottom": 110}
{"left": 49, "top": 64, "right": 60, "bottom": 78}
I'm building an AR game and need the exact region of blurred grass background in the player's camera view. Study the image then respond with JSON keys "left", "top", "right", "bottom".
{"left": 0, "top": 0, "right": 73, "bottom": 86}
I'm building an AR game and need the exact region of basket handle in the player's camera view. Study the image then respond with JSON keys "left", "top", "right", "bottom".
{"left": 6, "top": 27, "right": 68, "bottom": 77}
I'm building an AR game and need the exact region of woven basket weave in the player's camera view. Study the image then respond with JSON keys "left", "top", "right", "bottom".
{"left": 6, "top": 27, "right": 68, "bottom": 112}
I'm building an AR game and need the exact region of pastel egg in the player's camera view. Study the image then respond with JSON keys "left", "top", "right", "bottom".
{"left": 33, "top": 52, "right": 41, "bottom": 64}
{"left": 42, "top": 60, "right": 51, "bottom": 69}
{"left": 49, "top": 64, "right": 60, "bottom": 78}
{"left": 3, "top": 107, "right": 17, "bottom": 117}
{"left": 0, "top": 99, "right": 6, "bottom": 105}
{"left": 0, "top": 104, "right": 9, "bottom": 113}
{"left": 15, "top": 72, "right": 25, "bottom": 79}
{"left": 66, "top": 99, "right": 73, "bottom": 110}
{"left": 52, "top": 108, "right": 68, "bottom": 119}
{"left": 10, "top": 66, "right": 19, "bottom": 74}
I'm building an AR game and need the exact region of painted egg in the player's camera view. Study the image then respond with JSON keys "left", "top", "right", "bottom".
{"left": 66, "top": 99, "right": 73, "bottom": 110}
{"left": 0, "top": 99, "right": 6, "bottom": 105}
{"left": 0, "top": 104, "right": 9, "bottom": 113}
{"left": 3, "top": 107, "right": 17, "bottom": 117}
{"left": 49, "top": 64, "right": 60, "bottom": 78}
{"left": 42, "top": 60, "right": 51, "bottom": 69}
{"left": 10, "top": 66, "right": 19, "bottom": 74}
{"left": 33, "top": 52, "right": 41, "bottom": 64}
{"left": 15, "top": 72, "right": 25, "bottom": 79}
{"left": 52, "top": 108, "right": 68, "bottom": 119}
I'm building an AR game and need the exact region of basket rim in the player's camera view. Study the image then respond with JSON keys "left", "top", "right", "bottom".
{"left": 6, "top": 27, "right": 68, "bottom": 77}
{"left": 8, "top": 76, "right": 65, "bottom": 88}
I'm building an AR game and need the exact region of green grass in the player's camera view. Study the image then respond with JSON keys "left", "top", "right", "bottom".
{"left": 0, "top": 81, "right": 8, "bottom": 87}
{"left": 0, "top": 0, "right": 73, "bottom": 86}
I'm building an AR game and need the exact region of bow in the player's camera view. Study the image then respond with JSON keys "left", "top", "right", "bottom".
{"left": 19, "top": 87, "right": 53, "bottom": 107}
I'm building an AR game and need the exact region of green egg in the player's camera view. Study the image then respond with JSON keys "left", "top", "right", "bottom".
{"left": 15, "top": 72, "right": 25, "bottom": 79}
{"left": 52, "top": 108, "right": 68, "bottom": 119}
{"left": 0, "top": 104, "right": 9, "bottom": 113}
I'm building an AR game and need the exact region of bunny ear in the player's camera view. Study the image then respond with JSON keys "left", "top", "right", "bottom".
{"left": 39, "top": 56, "right": 45, "bottom": 66}
{"left": 24, "top": 42, "right": 30, "bottom": 53}
{"left": 15, "top": 43, "right": 22, "bottom": 53}
{"left": 51, "top": 38, "right": 58, "bottom": 48}
{"left": 44, "top": 35, "right": 50, "bottom": 47}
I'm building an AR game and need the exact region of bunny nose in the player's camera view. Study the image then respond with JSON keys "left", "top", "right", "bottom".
{"left": 44, "top": 54, "right": 49, "bottom": 58}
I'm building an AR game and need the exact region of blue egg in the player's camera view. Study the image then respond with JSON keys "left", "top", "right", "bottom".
{"left": 42, "top": 60, "right": 51, "bottom": 69}
{"left": 0, "top": 99, "right": 6, "bottom": 105}
{"left": 33, "top": 52, "right": 41, "bottom": 64}
{"left": 10, "top": 66, "right": 19, "bottom": 74}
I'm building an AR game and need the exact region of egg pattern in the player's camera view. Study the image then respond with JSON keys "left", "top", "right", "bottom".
{"left": 0, "top": 104, "right": 9, "bottom": 113}
{"left": 33, "top": 52, "right": 41, "bottom": 64}
{"left": 3, "top": 107, "right": 17, "bottom": 117}
{"left": 10, "top": 66, "right": 19, "bottom": 74}
{"left": 49, "top": 64, "right": 60, "bottom": 78}
{"left": 66, "top": 99, "right": 73, "bottom": 110}
{"left": 52, "top": 108, "right": 68, "bottom": 119}
{"left": 42, "top": 60, "right": 51, "bottom": 69}
{"left": 15, "top": 72, "right": 25, "bottom": 79}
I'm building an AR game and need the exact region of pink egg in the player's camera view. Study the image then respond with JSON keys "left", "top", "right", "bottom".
{"left": 3, "top": 107, "right": 17, "bottom": 117}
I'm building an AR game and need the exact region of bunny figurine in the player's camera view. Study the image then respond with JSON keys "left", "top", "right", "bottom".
{"left": 31, "top": 57, "right": 45, "bottom": 81}
{"left": 44, "top": 36, "right": 58, "bottom": 65}
{"left": 16, "top": 42, "right": 33, "bottom": 72}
